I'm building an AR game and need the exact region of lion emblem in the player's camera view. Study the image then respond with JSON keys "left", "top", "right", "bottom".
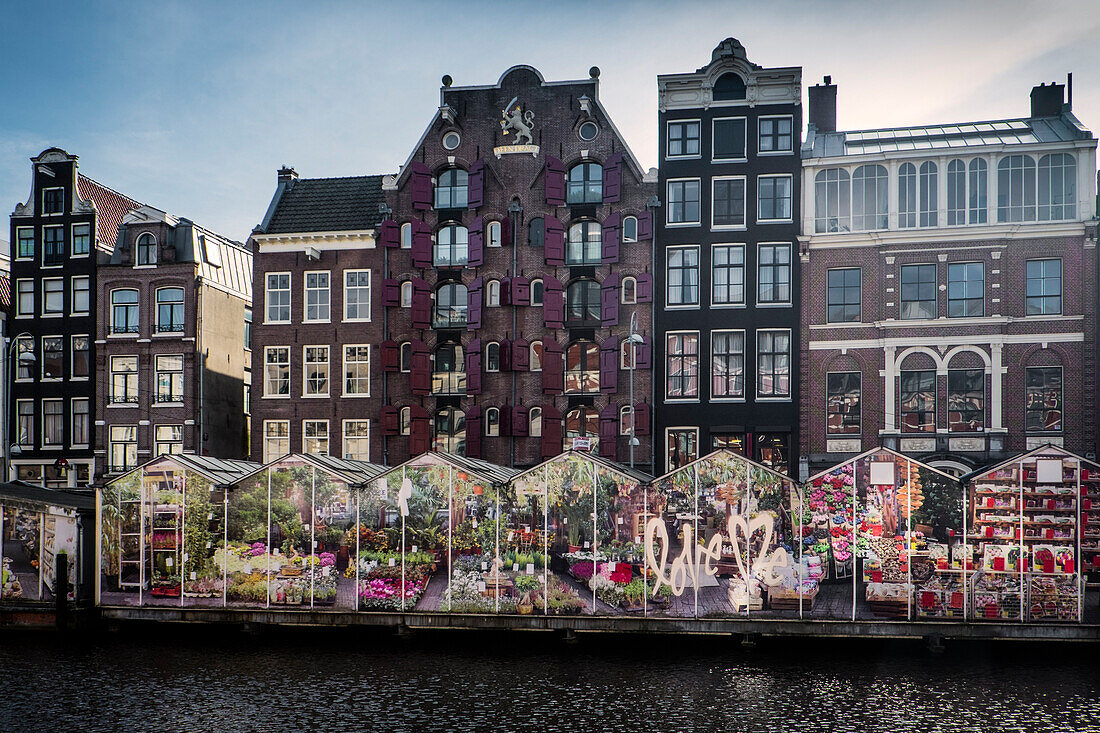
{"left": 500, "top": 96, "right": 535, "bottom": 146}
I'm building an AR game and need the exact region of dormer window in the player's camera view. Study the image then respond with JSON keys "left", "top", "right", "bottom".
{"left": 713, "top": 72, "right": 746, "bottom": 101}
{"left": 435, "top": 168, "right": 468, "bottom": 209}
{"left": 136, "top": 232, "right": 157, "bottom": 266}
{"left": 566, "top": 162, "right": 602, "bottom": 204}
{"left": 42, "top": 187, "right": 63, "bottom": 214}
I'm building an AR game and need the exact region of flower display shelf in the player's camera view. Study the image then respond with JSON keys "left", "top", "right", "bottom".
{"left": 767, "top": 585, "right": 818, "bottom": 611}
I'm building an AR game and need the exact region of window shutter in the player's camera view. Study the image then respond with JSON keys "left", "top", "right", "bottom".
{"left": 499, "top": 403, "right": 513, "bottom": 437}
{"left": 600, "top": 335, "right": 620, "bottom": 393}
{"left": 381, "top": 340, "right": 400, "bottom": 372}
{"left": 543, "top": 275, "right": 564, "bottom": 328}
{"left": 381, "top": 406, "right": 399, "bottom": 436}
{"left": 465, "top": 405, "right": 482, "bottom": 458}
{"left": 599, "top": 404, "right": 618, "bottom": 459}
{"left": 635, "top": 336, "right": 652, "bottom": 370}
{"left": 501, "top": 217, "right": 512, "bottom": 247}
{"left": 410, "top": 405, "right": 431, "bottom": 454}
{"left": 637, "top": 210, "right": 653, "bottom": 240}
{"left": 636, "top": 272, "right": 653, "bottom": 303}
{"left": 499, "top": 338, "right": 512, "bottom": 371}
{"left": 411, "top": 219, "right": 432, "bottom": 267}
{"left": 633, "top": 402, "right": 651, "bottom": 435}
{"left": 410, "top": 340, "right": 430, "bottom": 395}
{"left": 511, "top": 338, "right": 529, "bottom": 371}
{"left": 544, "top": 216, "right": 565, "bottom": 266}
{"left": 467, "top": 277, "right": 483, "bottom": 331}
{"left": 542, "top": 340, "right": 563, "bottom": 394}
{"left": 379, "top": 219, "right": 399, "bottom": 248}
{"left": 467, "top": 338, "right": 482, "bottom": 395}
{"left": 468, "top": 216, "right": 484, "bottom": 267}
{"left": 511, "top": 405, "right": 529, "bottom": 437}
{"left": 511, "top": 276, "right": 530, "bottom": 306}
{"left": 601, "top": 273, "right": 620, "bottom": 327}
{"left": 409, "top": 162, "right": 432, "bottom": 211}
{"left": 544, "top": 156, "right": 565, "bottom": 205}
{"left": 601, "top": 212, "right": 621, "bottom": 264}
{"left": 468, "top": 160, "right": 484, "bottom": 209}
{"left": 500, "top": 276, "right": 512, "bottom": 306}
{"left": 602, "top": 153, "right": 622, "bottom": 204}
{"left": 541, "top": 404, "right": 562, "bottom": 459}
{"left": 410, "top": 278, "right": 431, "bottom": 329}
{"left": 381, "top": 278, "right": 400, "bottom": 307}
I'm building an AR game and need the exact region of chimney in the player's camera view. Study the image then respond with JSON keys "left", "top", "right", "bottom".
{"left": 1030, "top": 82, "right": 1065, "bottom": 118}
{"left": 277, "top": 165, "right": 298, "bottom": 184}
{"left": 808, "top": 75, "right": 837, "bottom": 133}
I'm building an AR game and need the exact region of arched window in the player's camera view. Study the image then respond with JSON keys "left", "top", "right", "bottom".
{"left": 528, "top": 217, "right": 544, "bottom": 247}
{"left": 434, "top": 168, "right": 468, "bottom": 209}
{"left": 566, "top": 280, "right": 600, "bottom": 324}
{"left": 528, "top": 406, "right": 543, "bottom": 437}
{"left": 432, "top": 341, "right": 466, "bottom": 395}
{"left": 487, "top": 220, "right": 502, "bottom": 247}
{"left": 485, "top": 341, "right": 501, "bottom": 372}
{"left": 399, "top": 342, "right": 412, "bottom": 372}
{"left": 400, "top": 222, "right": 412, "bottom": 249}
{"left": 997, "top": 155, "right": 1036, "bottom": 222}
{"left": 919, "top": 161, "right": 938, "bottom": 227}
{"left": 898, "top": 162, "right": 917, "bottom": 228}
{"left": 947, "top": 160, "right": 966, "bottom": 225}
{"left": 111, "top": 289, "right": 139, "bottom": 334}
{"left": 852, "top": 164, "right": 888, "bottom": 230}
{"left": 565, "top": 406, "right": 598, "bottom": 448}
{"left": 486, "top": 279, "right": 501, "bottom": 307}
{"left": 713, "top": 72, "right": 746, "bottom": 101}
{"left": 136, "top": 232, "right": 157, "bottom": 266}
{"left": 434, "top": 224, "right": 468, "bottom": 266}
{"left": 566, "top": 221, "right": 601, "bottom": 264}
{"left": 400, "top": 280, "right": 413, "bottom": 308}
{"left": 814, "top": 168, "right": 850, "bottom": 233}
{"left": 968, "top": 158, "right": 988, "bottom": 224}
{"left": 949, "top": 158, "right": 990, "bottom": 225}
{"left": 1039, "top": 153, "right": 1076, "bottom": 221}
{"left": 566, "top": 162, "right": 603, "bottom": 204}
{"left": 565, "top": 341, "right": 600, "bottom": 393}
{"left": 485, "top": 407, "right": 500, "bottom": 437}
{"left": 620, "top": 339, "right": 635, "bottom": 369}
{"left": 530, "top": 278, "right": 544, "bottom": 306}
{"left": 530, "top": 340, "right": 543, "bottom": 372}
{"left": 899, "top": 353, "right": 937, "bottom": 433}
{"left": 399, "top": 406, "right": 411, "bottom": 435}
{"left": 155, "top": 287, "right": 184, "bottom": 333}
{"left": 947, "top": 353, "right": 985, "bottom": 433}
{"left": 619, "top": 405, "right": 634, "bottom": 436}
{"left": 432, "top": 407, "right": 466, "bottom": 455}
{"left": 621, "top": 276, "right": 637, "bottom": 304}
{"left": 433, "top": 282, "right": 468, "bottom": 328}
{"left": 622, "top": 216, "right": 638, "bottom": 243}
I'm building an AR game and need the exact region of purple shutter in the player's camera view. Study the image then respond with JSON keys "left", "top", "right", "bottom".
{"left": 411, "top": 219, "right": 432, "bottom": 267}
{"left": 637, "top": 210, "right": 653, "bottom": 240}
{"left": 410, "top": 278, "right": 431, "bottom": 329}
{"left": 512, "top": 405, "right": 529, "bottom": 437}
{"left": 381, "top": 340, "right": 399, "bottom": 372}
{"left": 601, "top": 273, "right": 620, "bottom": 327}
{"left": 599, "top": 404, "right": 618, "bottom": 459}
{"left": 467, "top": 338, "right": 482, "bottom": 395}
{"left": 465, "top": 406, "right": 482, "bottom": 458}
{"left": 601, "top": 212, "right": 620, "bottom": 264}
{"left": 543, "top": 275, "right": 564, "bottom": 328}
{"left": 541, "top": 405, "right": 562, "bottom": 459}
{"left": 600, "top": 336, "right": 620, "bottom": 394}
{"left": 511, "top": 338, "right": 529, "bottom": 371}
{"left": 501, "top": 217, "right": 512, "bottom": 247}
{"left": 634, "top": 402, "right": 651, "bottom": 435}
{"left": 468, "top": 216, "right": 484, "bottom": 267}
{"left": 635, "top": 336, "right": 652, "bottom": 370}
{"left": 499, "top": 404, "right": 512, "bottom": 437}
{"left": 410, "top": 340, "right": 430, "bottom": 395}
{"left": 409, "top": 162, "right": 432, "bottom": 211}
{"left": 379, "top": 219, "right": 399, "bottom": 248}
{"left": 544, "top": 216, "right": 564, "bottom": 266}
{"left": 542, "top": 340, "right": 563, "bottom": 394}
{"left": 602, "top": 153, "right": 622, "bottom": 204}
{"left": 468, "top": 160, "right": 484, "bottom": 209}
{"left": 381, "top": 278, "right": 400, "bottom": 307}
{"left": 636, "top": 272, "right": 653, "bottom": 303}
{"left": 499, "top": 339, "right": 512, "bottom": 371}
{"left": 381, "top": 406, "right": 399, "bottom": 436}
{"left": 500, "top": 276, "right": 512, "bottom": 306}
{"left": 410, "top": 406, "right": 431, "bottom": 454}
{"left": 511, "top": 276, "right": 530, "bottom": 306}
{"left": 545, "top": 156, "right": 565, "bottom": 205}
{"left": 467, "top": 277, "right": 483, "bottom": 331}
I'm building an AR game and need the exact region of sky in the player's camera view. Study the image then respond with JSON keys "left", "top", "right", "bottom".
{"left": 3, "top": 0, "right": 1100, "bottom": 242}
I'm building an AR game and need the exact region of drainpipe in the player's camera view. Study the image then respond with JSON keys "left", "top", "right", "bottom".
{"left": 379, "top": 204, "right": 392, "bottom": 465}
{"left": 196, "top": 274, "right": 204, "bottom": 455}
{"left": 646, "top": 195, "right": 660, "bottom": 474}
{"left": 508, "top": 199, "right": 523, "bottom": 467}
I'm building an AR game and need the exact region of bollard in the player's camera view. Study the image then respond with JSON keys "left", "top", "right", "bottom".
{"left": 55, "top": 551, "right": 69, "bottom": 630}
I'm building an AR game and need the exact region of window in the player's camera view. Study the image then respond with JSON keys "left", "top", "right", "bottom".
{"left": 529, "top": 407, "right": 543, "bottom": 437}
{"left": 530, "top": 279, "right": 543, "bottom": 306}
{"left": 565, "top": 280, "right": 600, "bottom": 324}
{"left": 155, "top": 287, "right": 184, "bottom": 332}
{"left": 530, "top": 341, "right": 543, "bottom": 372}
{"left": 199, "top": 234, "right": 222, "bottom": 267}
{"left": 757, "top": 175, "right": 792, "bottom": 222}
{"left": 399, "top": 342, "right": 412, "bottom": 372}
{"left": 399, "top": 407, "right": 411, "bottom": 436}
{"left": 109, "top": 426, "right": 137, "bottom": 472}
{"left": 480, "top": 279, "right": 499, "bottom": 308}
{"left": 154, "top": 355, "right": 184, "bottom": 403}
{"left": 154, "top": 425, "right": 184, "bottom": 456}
{"left": 948, "top": 369, "right": 984, "bottom": 432}
{"left": 712, "top": 177, "right": 746, "bottom": 227}
{"left": 304, "top": 271, "right": 330, "bottom": 322}
{"left": 968, "top": 158, "right": 988, "bottom": 224}
{"left": 16, "top": 401, "right": 33, "bottom": 447}
{"left": 667, "top": 428, "right": 699, "bottom": 471}
{"left": 997, "top": 155, "right": 1036, "bottom": 222}
{"left": 622, "top": 216, "right": 638, "bottom": 243}
{"left": 263, "top": 421, "right": 290, "bottom": 462}
{"left": 565, "top": 341, "right": 600, "bottom": 394}
{"left": 42, "top": 400, "right": 63, "bottom": 446}
{"left": 16, "top": 228, "right": 33, "bottom": 259}
{"left": 400, "top": 222, "right": 412, "bottom": 249}
{"left": 667, "top": 246, "right": 699, "bottom": 307}
{"left": 564, "top": 406, "right": 599, "bottom": 449}
{"left": 1039, "top": 153, "right": 1077, "bottom": 221}
{"left": 343, "top": 345, "right": 370, "bottom": 396}
{"left": 43, "top": 278, "right": 63, "bottom": 315}
{"left": 15, "top": 336, "right": 33, "bottom": 380}
{"left": 566, "top": 221, "right": 601, "bottom": 265}
{"left": 759, "top": 116, "right": 793, "bottom": 153}
{"left": 400, "top": 281, "right": 413, "bottom": 308}
{"left": 621, "top": 276, "right": 637, "bottom": 304}
{"left": 713, "top": 434, "right": 746, "bottom": 453}
{"left": 620, "top": 339, "right": 635, "bottom": 369}
{"left": 42, "top": 187, "right": 63, "bottom": 214}
{"left": 666, "top": 179, "right": 700, "bottom": 224}
{"left": 343, "top": 420, "right": 371, "bottom": 460}
{"left": 898, "top": 161, "right": 938, "bottom": 228}
{"left": 433, "top": 282, "right": 468, "bottom": 328}
{"left": 485, "top": 407, "right": 500, "bottom": 437}
{"left": 713, "top": 72, "right": 746, "bottom": 101}
{"left": 344, "top": 270, "right": 371, "bottom": 321}
{"left": 42, "top": 337, "right": 63, "bottom": 379}
{"left": 711, "top": 330, "right": 744, "bottom": 398}
{"left": 432, "top": 408, "right": 465, "bottom": 455}
{"left": 110, "top": 356, "right": 139, "bottom": 403}
{"left": 918, "top": 161, "right": 938, "bottom": 227}
{"left": 852, "top": 164, "right": 889, "bottom": 230}
{"left": 264, "top": 346, "right": 290, "bottom": 396}
{"left": 15, "top": 280, "right": 33, "bottom": 317}
{"left": 71, "top": 399, "right": 89, "bottom": 446}
{"left": 712, "top": 118, "right": 746, "bottom": 160}
{"left": 442, "top": 130, "right": 461, "bottom": 150}
{"left": 487, "top": 220, "right": 502, "bottom": 248}
{"left": 900, "top": 264, "right": 937, "bottom": 320}
{"left": 266, "top": 273, "right": 291, "bottom": 323}
{"left": 528, "top": 217, "right": 544, "bottom": 247}
{"left": 304, "top": 346, "right": 330, "bottom": 396}
{"left": 898, "top": 163, "right": 917, "bottom": 228}
{"left": 244, "top": 308, "right": 252, "bottom": 349}
{"left": 667, "top": 121, "right": 700, "bottom": 158}
{"left": 619, "top": 406, "right": 634, "bottom": 436}
{"left": 136, "top": 232, "right": 156, "bottom": 265}
{"left": 71, "top": 276, "right": 90, "bottom": 314}
{"left": 665, "top": 332, "right": 699, "bottom": 399}
{"left": 947, "top": 263, "right": 984, "bottom": 317}
{"left": 947, "top": 160, "right": 966, "bottom": 226}
{"left": 578, "top": 121, "right": 599, "bottom": 141}
{"left": 1025, "top": 259, "right": 1061, "bottom": 315}
{"left": 826, "top": 268, "right": 861, "bottom": 323}
{"left": 758, "top": 243, "right": 791, "bottom": 304}
{"left": 71, "top": 336, "right": 89, "bottom": 379}
{"left": 303, "top": 420, "right": 329, "bottom": 455}
{"left": 435, "top": 168, "right": 468, "bottom": 209}
{"left": 567, "top": 162, "right": 603, "bottom": 204}
{"left": 44, "top": 226, "right": 64, "bottom": 265}
{"left": 757, "top": 330, "right": 791, "bottom": 398}
{"left": 434, "top": 224, "right": 469, "bottom": 266}
{"left": 900, "top": 370, "right": 936, "bottom": 432}
{"left": 1025, "top": 366, "right": 1063, "bottom": 432}
{"left": 826, "top": 372, "right": 861, "bottom": 435}
{"left": 432, "top": 341, "right": 466, "bottom": 395}
{"left": 485, "top": 342, "right": 501, "bottom": 372}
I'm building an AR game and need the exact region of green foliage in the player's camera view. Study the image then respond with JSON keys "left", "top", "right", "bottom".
{"left": 913, "top": 468, "right": 964, "bottom": 534}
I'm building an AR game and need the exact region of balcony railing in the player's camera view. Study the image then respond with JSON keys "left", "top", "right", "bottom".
{"left": 109, "top": 395, "right": 140, "bottom": 405}
{"left": 111, "top": 324, "right": 140, "bottom": 334}
{"left": 155, "top": 322, "right": 184, "bottom": 333}
{"left": 153, "top": 393, "right": 184, "bottom": 404}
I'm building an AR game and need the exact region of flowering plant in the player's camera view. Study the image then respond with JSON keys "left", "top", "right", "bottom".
{"left": 319, "top": 552, "right": 336, "bottom": 567}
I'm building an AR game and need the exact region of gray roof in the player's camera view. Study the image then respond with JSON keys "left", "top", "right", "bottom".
{"left": 234, "top": 453, "right": 387, "bottom": 487}
{"left": 377, "top": 451, "right": 520, "bottom": 485}
{"left": 0, "top": 481, "right": 96, "bottom": 512}
{"left": 260, "top": 175, "right": 386, "bottom": 234}
{"left": 107, "top": 454, "right": 262, "bottom": 487}
{"left": 512, "top": 450, "right": 653, "bottom": 486}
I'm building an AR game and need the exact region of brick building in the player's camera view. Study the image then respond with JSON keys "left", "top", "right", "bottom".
{"left": 799, "top": 79, "right": 1098, "bottom": 474}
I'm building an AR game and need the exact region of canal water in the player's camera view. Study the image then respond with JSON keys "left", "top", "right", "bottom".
{"left": 0, "top": 630, "right": 1096, "bottom": 732}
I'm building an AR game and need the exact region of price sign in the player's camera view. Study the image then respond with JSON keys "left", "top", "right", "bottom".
{"left": 526, "top": 563, "right": 535, "bottom": 575}
{"left": 583, "top": 541, "right": 590, "bottom": 549}
{"left": 512, "top": 563, "right": 519, "bottom": 572}
{"left": 411, "top": 545, "right": 418, "bottom": 553}
{"left": 388, "top": 558, "right": 396, "bottom": 567}
{"left": 190, "top": 571, "right": 197, "bottom": 581}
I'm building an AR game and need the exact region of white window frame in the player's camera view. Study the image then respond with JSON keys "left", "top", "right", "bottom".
{"left": 486, "top": 279, "right": 502, "bottom": 307}
{"left": 666, "top": 119, "right": 702, "bottom": 160}
{"left": 303, "top": 270, "right": 331, "bottom": 323}
{"left": 485, "top": 407, "right": 500, "bottom": 437}
{"left": 264, "top": 346, "right": 291, "bottom": 398}
{"left": 342, "top": 419, "right": 371, "bottom": 461}
{"left": 621, "top": 276, "right": 637, "bottom": 305}
{"left": 756, "top": 242, "right": 793, "bottom": 307}
{"left": 154, "top": 425, "right": 185, "bottom": 456}
{"left": 399, "top": 342, "right": 412, "bottom": 373}
{"left": 70, "top": 397, "right": 89, "bottom": 448}
{"left": 665, "top": 245, "right": 700, "bottom": 310}
{"left": 666, "top": 178, "right": 701, "bottom": 227}
{"left": 135, "top": 232, "right": 157, "bottom": 267}
{"left": 16, "top": 399, "right": 34, "bottom": 447}
{"left": 399, "top": 407, "right": 411, "bottom": 436}
{"left": 756, "top": 328, "right": 792, "bottom": 401}
{"left": 41, "top": 277, "right": 64, "bottom": 317}
{"left": 302, "top": 419, "right": 329, "bottom": 455}
{"left": 41, "top": 335, "right": 64, "bottom": 382}
{"left": 665, "top": 426, "right": 700, "bottom": 473}
{"left": 343, "top": 344, "right": 371, "bottom": 397}
{"left": 529, "top": 279, "right": 543, "bottom": 307}
{"left": 265, "top": 272, "right": 291, "bottom": 324}
{"left": 41, "top": 186, "right": 64, "bottom": 216}
{"left": 303, "top": 345, "right": 330, "bottom": 397}
{"left": 42, "top": 398, "right": 64, "bottom": 448}
{"left": 263, "top": 420, "right": 290, "bottom": 463}
{"left": 71, "top": 275, "right": 90, "bottom": 315}
{"left": 15, "top": 279, "right": 34, "bottom": 318}
{"left": 710, "top": 329, "right": 746, "bottom": 402}
{"left": 826, "top": 371, "right": 863, "bottom": 437}
{"left": 487, "top": 220, "right": 502, "bottom": 248}
{"left": 621, "top": 216, "right": 638, "bottom": 243}
{"left": 153, "top": 354, "right": 184, "bottom": 405}
{"left": 400, "top": 280, "right": 413, "bottom": 308}
{"left": 400, "top": 222, "right": 412, "bottom": 249}
{"left": 756, "top": 174, "right": 794, "bottom": 223}
{"left": 711, "top": 116, "right": 748, "bottom": 163}
{"left": 711, "top": 243, "right": 746, "bottom": 309}
{"left": 619, "top": 405, "right": 634, "bottom": 436}
{"left": 711, "top": 175, "right": 747, "bottom": 230}
{"left": 485, "top": 342, "right": 501, "bottom": 373}
{"left": 14, "top": 336, "right": 33, "bottom": 382}
{"left": 528, "top": 406, "right": 543, "bottom": 437}
{"left": 620, "top": 339, "right": 635, "bottom": 370}
{"left": 343, "top": 269, "right": 372, "bottom": 322}
{"left": 15, "top": 226, "right": 34, "bottom": 261}
{"left": 529, "top": 341, "right": 543, "bottom": 372}
{"left": 70, "top": 335, "right": 90, "bottom": 380}
{"left": 757, "top": 115, "right": 795, "bottom": 155}
{"left": 664, "top": 330, "right": 700, "bottom": 403}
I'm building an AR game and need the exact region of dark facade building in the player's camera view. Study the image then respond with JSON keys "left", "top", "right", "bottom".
{"left": 655, "top": 39, "right": 802, "bottom": 476}
{"left": 95, "top": 205, "right": 252, "bottom": 479}
{"left": 800, "top": 79, "right": 1098, "bottom": 474}
{"left": 8, "top": 148, "right": 140, "bottom": 487}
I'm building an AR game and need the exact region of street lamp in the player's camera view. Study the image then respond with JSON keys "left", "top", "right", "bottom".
{"left": 4, "top": 332, "right": 36, "bottom": 482}
{"left": 626, "top": 312, "right": 644, "bottom": 469}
